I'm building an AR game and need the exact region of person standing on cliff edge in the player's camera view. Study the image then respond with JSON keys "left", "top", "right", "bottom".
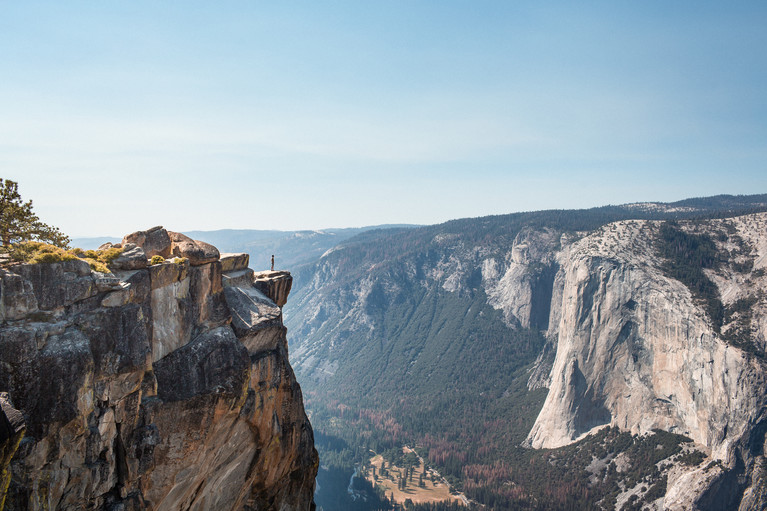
{"left": 271, "top": 255, "right": 274, "bottom": 271}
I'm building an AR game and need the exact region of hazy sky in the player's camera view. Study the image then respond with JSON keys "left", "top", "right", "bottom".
{"left": 2, "top": 1, "right": 766, "bottom": 236}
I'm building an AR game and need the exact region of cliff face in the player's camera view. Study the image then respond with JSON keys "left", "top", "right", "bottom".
{"left": 525, "top": 215, "right": 767, "bottom": 508}
{"left": 0, "top": 228, "right": 317, "bottom": 511}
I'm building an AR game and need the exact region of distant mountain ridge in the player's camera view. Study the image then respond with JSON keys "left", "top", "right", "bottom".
{"left": 71, "top": 194, "right": 767, "bottom": 260}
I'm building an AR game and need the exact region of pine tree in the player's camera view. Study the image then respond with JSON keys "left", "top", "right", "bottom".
{"left": 0, "top": 179, "right": 69, "bottom": 248}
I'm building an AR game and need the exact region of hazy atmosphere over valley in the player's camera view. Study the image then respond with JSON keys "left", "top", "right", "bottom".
{"left": 3, "top": 2, "right": 767, "bottom": 236}
{"left": 2, "top": 2, "right": 767, "bottom": 511}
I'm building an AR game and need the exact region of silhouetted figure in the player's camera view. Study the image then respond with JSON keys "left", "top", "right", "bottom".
{"left": 271, "top": 254, "right": 274, "bottom": 271}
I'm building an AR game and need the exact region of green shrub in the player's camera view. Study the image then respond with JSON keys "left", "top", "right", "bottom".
{"left": 150, "top": 255, "right": 165, "bottom": 265}
{"left": 30, "top": 251, "right": 65, "bottom": 264}
{"left": 642, "top": 475, "right": 668, "bottom": 503}
{"left": 6, "top": 241, "right": 124, "bottom": 275}
{"left": 36, "top": 244, "right": 57, "bottom": 254}
{"left": 87, "top": 259, "right": 110, "bottom": 273}
{"left": 12, "top": 242, "right": 82, "bottom": 264}
{"left": 97, "top": 247, "right": 124, "bottom": 265}
{"left": 8, "top": 241, "right": 44, "bottom": 262}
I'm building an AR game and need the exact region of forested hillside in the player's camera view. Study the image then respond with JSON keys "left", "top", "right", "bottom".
{"left": 286, "top": 194, "right": 767, "bottom": 510}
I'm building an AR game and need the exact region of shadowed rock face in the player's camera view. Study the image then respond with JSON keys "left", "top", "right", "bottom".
{"left": 1, "top": 394, "right": 24, "bottom": 511}
{"left": 253, "top": 271, "right": 293, "bottom": 308}
{"left": 0, "top": 234, "right": 317, "bottom": 511}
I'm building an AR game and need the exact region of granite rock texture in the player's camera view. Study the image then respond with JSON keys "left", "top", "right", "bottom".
{"left": 168, "top": 231, "right": 220, "bottom": 266}
{"left": 122, "top": 227, "right": 172, "bottom": 259}
{"left": 253, "top": 271, "right": 293, "bottom": 308}
{"left": 525, "top": 215, "right": 767, "bottom": 509}
{"left": 0, "top": 237, "right": 317, "bottom": 511}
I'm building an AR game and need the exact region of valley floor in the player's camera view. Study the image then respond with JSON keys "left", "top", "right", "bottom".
{"left": 365, "top": 447, "right": 467, "bottom": 507}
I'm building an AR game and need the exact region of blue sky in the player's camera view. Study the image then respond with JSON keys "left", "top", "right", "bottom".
{"left": 2, "top": 1, "right": 766, "bottom": 236}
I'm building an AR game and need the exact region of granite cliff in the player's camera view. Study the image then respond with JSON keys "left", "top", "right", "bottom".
{"left": 525, "top": 214, "right": 767, "bottom": 509}
{"left": 284, "top": 199, "right": 767, "bottom": 509}
{"left": 0, "top": 227, "right": 317, "bottom": 510}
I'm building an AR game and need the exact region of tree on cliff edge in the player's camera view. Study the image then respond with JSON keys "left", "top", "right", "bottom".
{"left": 0, "top": 179, "right": 69, "bottom": 248}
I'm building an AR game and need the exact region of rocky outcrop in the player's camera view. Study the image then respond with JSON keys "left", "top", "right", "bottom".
{"left": 220, "top": 253, "right": 250, "bottom": 273}
{"left": 253, "top": 271, "right": 293, "bottom": 308}
{"left": 119, "top": 227, "right": 221, "bottom": 267}
{"left": 111, "top": 244, "right": 149, "bottom": 270}
{"left": 122, "top": 227, "right": 171, "bottom": 259}
{"left": 167, "top": 232, "right": 220, "bottom": 266}
{"left": 0, "top": 232, "right": 317, "bottom": 510}
{"left": 525, "top": 215, "right": 767, "bottom": 508}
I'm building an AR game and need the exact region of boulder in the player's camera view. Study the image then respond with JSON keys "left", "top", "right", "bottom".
{"left": 168, "top": 232, "right": 220, "bottom": 266}
{"left": 219, "top": 253, "right": 249, "bottom": 273}
{"left": 252, "top": 271, "right": 293, "bottom": 307}
{"left": 122, "top": 226, "right": 171, "bottom": 259}
{"left": 93, "top": 274, "right": 122, "bottom": 292}
{"left": 148, "top": 259, "right": 189, "bottom": 290}
{"left": 110, "top": 244, "right": 148, "bottom": 271}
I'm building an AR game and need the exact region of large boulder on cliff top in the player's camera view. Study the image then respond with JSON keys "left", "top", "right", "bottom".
{"left": 168, "top": 231, "right": 220, "bottom": 266}
{"left": 253, "top": 270, "right": 292, "bottom": 307}
{"left": 110, "top": 243, "right": 148, "bottom": 270}
{"left": 219, "top": 253, "right": 249, "bottom": 273}
{"left": 122, "top": 226, "right": 172, "bottom": 259}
